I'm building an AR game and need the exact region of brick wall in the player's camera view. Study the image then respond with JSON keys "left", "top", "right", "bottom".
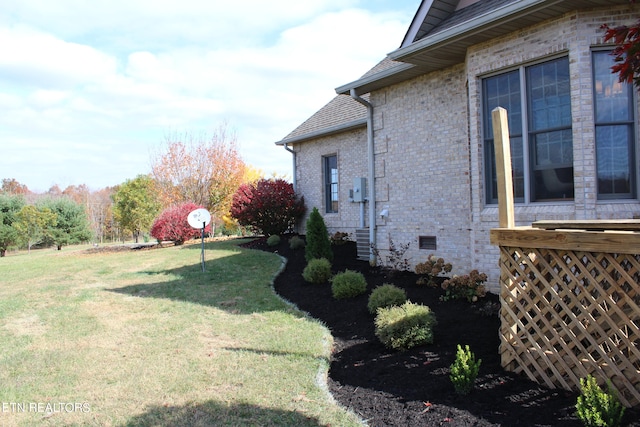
{"left": 292, "top": 128, "right": 368, "bottom": 238}
{"left": 291, "top": 5, "right": 640, "bottom": 293}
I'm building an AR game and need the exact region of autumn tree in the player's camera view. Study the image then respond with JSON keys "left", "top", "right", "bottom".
{"left": 150, "top": 202, "right": 212, "bottom": 245}
{"left": 230, "top": 178, "right": 305, "bottom": 236}
{"left": 0, "top": 194, "right": 25, "bottom": 257}
{"left": 603, "top": 7, "right": 640, "bottom": 89}
{"left": 151, "top": 125, "right": 246, "bottom": 219}
{"left": 1, "top": 178, "right": 29, "bottom": 195}
{"left": 112, "top": 175, "right": 161, "bottom": 243}
{"left": 38, "top": 197, "right": 92, "bottom": 250}
{"left": 62, "top": 184, "right": 91, "bottom": 205}
{"left": 15, "top": 205, "right": 57, "bottom": 253}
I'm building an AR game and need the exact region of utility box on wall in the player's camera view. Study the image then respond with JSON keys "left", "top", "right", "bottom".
{"left": 352, "top": 177, "right": 367, "bottom": 202}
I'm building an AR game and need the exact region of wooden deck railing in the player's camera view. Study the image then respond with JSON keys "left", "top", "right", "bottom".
{"left": 491, "top": 221, "right": 640, "bottom": 407}
{"left": 489, "top": 107, "right": 640, "bottom": 407}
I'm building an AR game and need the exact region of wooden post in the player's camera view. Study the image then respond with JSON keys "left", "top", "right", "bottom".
{"left": 492, "top": 107, "right": 515, "bottom": 229}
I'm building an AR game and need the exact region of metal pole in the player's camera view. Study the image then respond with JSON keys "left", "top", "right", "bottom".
{"left": 201, "top": 222, "right": 205, "bottom": 272}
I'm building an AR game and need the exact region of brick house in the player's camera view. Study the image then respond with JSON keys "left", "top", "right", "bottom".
{"left": 275, "top": 0, "right": 640, "bottom": 292}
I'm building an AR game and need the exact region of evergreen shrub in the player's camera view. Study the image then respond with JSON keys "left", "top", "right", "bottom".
{"left": 367, "top": 283, "right": 407, "bottom": 314}
{"left": 576, "top": 375, "right": 625, "bottom": 427}
{"left": 375, "top": 302, "right": 437, "bottom": 351}
{"left": 331, "top": 270, "right": 367, "bottom": 299}
{"left": 305, "top": 207, "right": 333, "bottom": 262}
{"left": 449, "top": 344, "right": 482, "bottom": 395}
{"left": 266, "top": 234, "right": 281, "bottom": 247}
{"left": 302, "top": 258, "right": 332, "bottom": 284}
{"left": 289, "top": 235, "right": 305, "bottom": 250}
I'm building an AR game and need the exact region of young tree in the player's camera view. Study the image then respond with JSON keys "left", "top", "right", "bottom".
{"left": 150, "top": 202, "right": 212, "bottom": 245}
{"left": 304, "top": 207, "right": 333, "bottom": 262}
{"left": 151, "top": 125, "right": 246, "bottom": 219}
{"left": 38, "top": 197, "right": 93, "bottom": 250}
{"left": 230, "top": 178, "right": 306, "bottom": 236}
{"left": 0, "top": 194, "right": 25, "bottom": 257}
{"left": 14, "top": 205, "right": 57, "bottom": 253}
{"left": 603, "top": 13, "right": 640, "bottom": 89}
{"left": 112, "top": 175, "right": 161, "bottom": 243}
{"left": 86, "top": 186, "right": 117, "bottom": 243}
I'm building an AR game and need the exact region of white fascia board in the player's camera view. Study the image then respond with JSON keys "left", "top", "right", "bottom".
{"left": 401, "top": 0, "right": 436, "bottom": 48}
{"left": 334, "top": 62, "right": 417, "bottom": 96}
{"left": 389, "top": 0, "right": 558, "bottom": 61}
{"left": 275, "top": 118, "right": 367, "bottom": 146}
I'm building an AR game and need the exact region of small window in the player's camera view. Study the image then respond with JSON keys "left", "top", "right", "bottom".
{"left": 323, "top": 155, "right": 338, "bottom": 213}
{"left": 419, "top": 236, "right": 437, "bottom": 250}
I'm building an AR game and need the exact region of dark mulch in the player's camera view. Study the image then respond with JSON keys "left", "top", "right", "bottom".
{"left": 242, "top": 236, "right": 640, "bottom": 427}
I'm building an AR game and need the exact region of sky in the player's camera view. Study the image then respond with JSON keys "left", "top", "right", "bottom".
{"left": 0, "top": 0, "right": 419, "bottom": 192}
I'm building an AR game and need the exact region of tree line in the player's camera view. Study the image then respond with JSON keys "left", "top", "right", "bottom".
{"left": 1, "top": 127, "right": 304, "bottom": 256}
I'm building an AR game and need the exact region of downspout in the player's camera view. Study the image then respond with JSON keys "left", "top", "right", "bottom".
{"left": 283, "top": 142, "right": 297, "bottom": 191}
{"left": 350, "top": 89, "right": 376, "bottom": 265}
{"left": 283, "top": 142, "right": 299, "bottom": 233}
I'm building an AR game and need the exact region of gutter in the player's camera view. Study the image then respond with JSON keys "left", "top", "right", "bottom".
{"left": 350, "top": 89, "right": 376, "bottom": 265}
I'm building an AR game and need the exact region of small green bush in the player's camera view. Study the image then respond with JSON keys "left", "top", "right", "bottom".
{"left": 289, "top": 235, "right": 305, "bottom": 250}
{"left": 302, "top": 258, "right": 332, "bottom": 284}
{"left": 331, "top": 270, "right": 367, "bottom": 299}
{"left": 450, "top": 344, "right": 482, "bottom": 395}
{"left": 367, "top": 283, "right": 407, "bottom": 314}
{"left": 266, "top": 234, "right": 281, "bottom": 247}
{"left": 576, "top": 375, "right": 625, "bottom": 427}
{"left": 374, "top": 302, "right": 437, "bottom": 351}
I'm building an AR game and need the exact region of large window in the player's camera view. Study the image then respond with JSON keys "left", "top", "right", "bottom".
{"left": 324, "top": 155, "right": 338, "bottom": 213}
{"left": 484, "top": 56, "right": 574, "bottom": 203}
{"left": 593, "top": 50, "right": 635, "bottom": 199}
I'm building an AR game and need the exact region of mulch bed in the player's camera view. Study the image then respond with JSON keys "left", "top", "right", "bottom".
{"left": 242, "top": 236, "right": 640, "bottom": 427}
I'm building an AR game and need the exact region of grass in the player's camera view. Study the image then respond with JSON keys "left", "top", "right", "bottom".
{"left": 0, "top": 239, "right": 363, "bottom": 427}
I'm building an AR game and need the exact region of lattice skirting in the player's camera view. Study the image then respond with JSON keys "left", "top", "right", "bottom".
{"left": 498, "top": 246, "right": 640, "bottom": 407}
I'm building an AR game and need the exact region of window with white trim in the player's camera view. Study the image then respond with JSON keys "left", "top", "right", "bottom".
{"left": 324, "top": 155, "right": 338, "bottom": 213}
{"left": 483, "top": 56, "right": 574, "bottom": 203}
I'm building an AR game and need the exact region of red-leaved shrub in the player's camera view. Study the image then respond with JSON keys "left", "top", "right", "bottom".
{"left": 151, "top": 202, "right": 212, "bottom": 245}
{"left": 230, "top": 179, "right": 305, "bottom": 236}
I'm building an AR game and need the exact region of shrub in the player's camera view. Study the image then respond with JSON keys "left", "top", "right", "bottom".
{"left": 367, "top": 283, "right": 407, "bottom": 314}
{"left": 230, "top": 178, "right": 306, "bottom": 236}
{"left": 375, "top": 302, "right": 437, "bottom": 351}
{"left": 371, "top": 238, "right": 411, "bottom": 272}
{"left": 415, "top": 254, "right": 453, "bottom": 286}
{"left": 576, "top": 375, "right": 625, "bottom": 427}
{"left": 266, "top": 234, "right": 281, "bottom": 247}
{"left": 302, "top": 258, "right": 332, "bottom": 284}
{"left": 450, "top": 344, "right": 482, "bottom": 395}
{"left": 330, "top": 231, "right": 350, "bottom": 245}
{"left": 150, "top": 202, "right": 211, "bottom": 245}
{"left": 441, "top": 270, "right": 488, "bottom": 302}
{"left": 289, "top": 235, "right": 305, "bottom": 250}
{"left": 305, "top": 207, "right": 333, "bottom": 262}
{"left": 331, "top": 270, "right": 367, "bottom": 299}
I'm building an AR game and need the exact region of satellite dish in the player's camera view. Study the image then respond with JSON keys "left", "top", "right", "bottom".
{"left": 187, "top": 208, "right": 211, "bottom": 229}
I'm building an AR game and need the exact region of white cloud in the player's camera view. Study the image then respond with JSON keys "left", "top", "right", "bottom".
{"left": 0, "top": 1, "right": 415, "bottom": 191}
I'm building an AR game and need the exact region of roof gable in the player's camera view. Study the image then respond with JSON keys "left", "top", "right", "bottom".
{"left": 339, "top": 0, "right": 631, "bottom": 96}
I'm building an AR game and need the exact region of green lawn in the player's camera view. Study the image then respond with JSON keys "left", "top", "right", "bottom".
{"left": 0, "top": 239, "right": 363, "bottom": 427}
